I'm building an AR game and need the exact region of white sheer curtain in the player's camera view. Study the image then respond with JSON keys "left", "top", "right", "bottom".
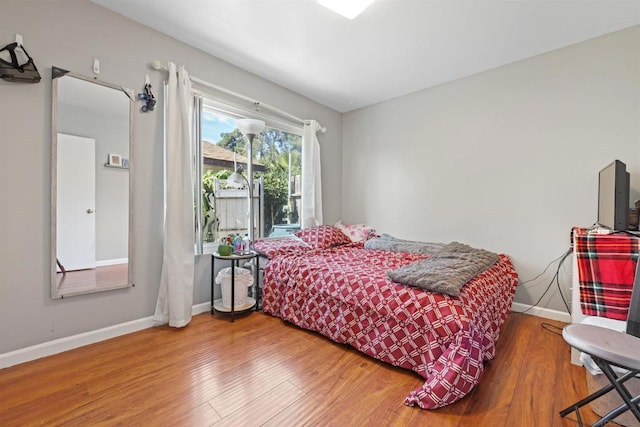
{"left": 301, "top": 120, "right": 323, "bottom": 228}
{"left": 153, "top": 63, "right": 195, "bottom": 327}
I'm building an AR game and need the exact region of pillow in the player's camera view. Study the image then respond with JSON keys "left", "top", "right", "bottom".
{"left": 364, "top": 234, "right": 444, "bottom": 255}
{"left": 334, "top": 221, "right": 376, "bottom": 243}
{"left": 295, "top": 225, "right": 351, "bottom": 249}
{"left": 252, "top": 235, "right": 311, "bottom": 258}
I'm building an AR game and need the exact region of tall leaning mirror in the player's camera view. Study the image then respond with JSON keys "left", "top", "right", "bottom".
{"left": 51, "top": 67, "right": 134, "bottom": 298}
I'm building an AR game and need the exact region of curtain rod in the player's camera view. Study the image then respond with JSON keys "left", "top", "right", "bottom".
{"left": 151, "top": 60, "right": 326, "bottom": 133}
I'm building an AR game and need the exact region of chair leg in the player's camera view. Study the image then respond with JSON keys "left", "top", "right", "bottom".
{"left": 559, "top": 384, "right": 614, "bottom": 418}
{"left": 559, "top": 369, "right": 636, "bottom": 417}
{"left": 591, "top": 357, "right": 640, "bottom": 427}
{"left": 594, "top": 394, "right": 640, "bottom": 427}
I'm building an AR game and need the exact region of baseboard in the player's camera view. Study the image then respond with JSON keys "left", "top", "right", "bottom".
{"left": 0, "top": 302, "right": 212, "bottom": 369}
{"left": 192, "top": 302, "right": 211, "bottom": 315}
{"left": 95, "top": 258, "right": 128, "bottom": 267}
{"left": 1, "top": 301, "right": 566, "bottom": 369}
{"left": 511, "top": 302, "right": 571, "bottom": 323}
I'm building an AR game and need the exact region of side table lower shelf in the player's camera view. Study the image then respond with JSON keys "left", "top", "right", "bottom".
{"left": 212, "top": 297, "right": 256, "bottom": 313}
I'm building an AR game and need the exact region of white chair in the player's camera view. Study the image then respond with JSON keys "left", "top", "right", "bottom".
{"left": 560, "top": 261, "right": 640, "bottom": 427}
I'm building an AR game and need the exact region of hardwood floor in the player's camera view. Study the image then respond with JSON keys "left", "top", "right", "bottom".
{"left": 0, "top": 312, "right": 604, "bottom": 426}
{"left": 56, "top": 263, "right": 128, "bottom": 293}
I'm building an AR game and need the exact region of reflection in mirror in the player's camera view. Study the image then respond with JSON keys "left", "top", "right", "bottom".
{"left": 51, "top": 67, "right": 134, "bottom": 298}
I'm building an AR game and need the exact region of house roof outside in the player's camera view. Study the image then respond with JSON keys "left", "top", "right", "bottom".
{"left": 203, "top": 141, "right": 266, "bottom": 172}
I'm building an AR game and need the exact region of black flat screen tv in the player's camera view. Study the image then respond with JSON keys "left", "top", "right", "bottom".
{"left": 597, "top": 160, "right": 629, "bottom": 231}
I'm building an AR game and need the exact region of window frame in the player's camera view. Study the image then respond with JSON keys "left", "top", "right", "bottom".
{"left": 193, "top": 90, "right": 303, "bottom": 255}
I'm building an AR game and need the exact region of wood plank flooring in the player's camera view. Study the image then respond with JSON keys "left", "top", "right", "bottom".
{"left": 56, "top": 263, "right": 128, "bottom": 293}
{"left": 0, "top": 312, "right": 605, "bottom": 426}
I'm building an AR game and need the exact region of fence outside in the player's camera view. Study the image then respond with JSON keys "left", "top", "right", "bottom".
{"left": 204, "top": 178, "right": 263, "bottom": 244}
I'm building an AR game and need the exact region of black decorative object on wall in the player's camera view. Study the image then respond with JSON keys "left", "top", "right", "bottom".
{"left": 138, "top": 75, "right": 156, "bottom": 112}
{"left": 0, "top": 35, "right": 41, "bottom": 83}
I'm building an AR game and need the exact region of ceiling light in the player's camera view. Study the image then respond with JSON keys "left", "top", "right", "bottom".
{"left": 317, "top": 0, "right": 375, "bottom": 20}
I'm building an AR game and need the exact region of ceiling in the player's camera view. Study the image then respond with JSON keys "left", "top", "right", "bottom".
{"left": 91, "top": 0, "right": 640, "bottom": 113}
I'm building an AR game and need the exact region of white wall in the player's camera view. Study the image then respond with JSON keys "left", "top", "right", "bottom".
{"left": 343, "top": 26, "right": 640, "bottom": 312}
{"left": 0, "top": 0, "right": 341, "bottom": 354}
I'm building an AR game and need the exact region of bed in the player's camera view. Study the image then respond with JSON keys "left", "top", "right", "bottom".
{"left": 254, "top": 225, "right": 518, "bottom": 409}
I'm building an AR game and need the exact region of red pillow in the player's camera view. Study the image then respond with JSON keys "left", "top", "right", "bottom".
{"left": 295, "top": 225, "right": 351, "bottom": 249}
{"left": 253, "top": 236, "right": 311, "bottom": 258}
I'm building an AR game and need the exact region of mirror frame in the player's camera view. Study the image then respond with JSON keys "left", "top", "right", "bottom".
{"left": 51, "top": 67, "right": 134, "bottom": 298}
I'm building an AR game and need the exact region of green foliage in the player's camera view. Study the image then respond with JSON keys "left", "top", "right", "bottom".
{"left": 202, "top": 170, "right": 215, "bottom": 213}
{"left": 215, "top": 169, "right": 232, "bottom": 179}
{"left": 205, "top": 126, "right": 302, "bottom": 236}
{"left": 255, "top": 129, "right": 301, "bottom": 233}
{"left": 256, "top": 164, "right": 289, "bottom": 233}
{"left": 202, "top": 170, "right": 216, "bottom": 194}
{"left": 218, "top": 129, "right": 246, "bottom": 156}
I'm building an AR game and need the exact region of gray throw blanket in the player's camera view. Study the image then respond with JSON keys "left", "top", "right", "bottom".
{"left": 364, "top": 234, "right": 444, "bottom": 255}
{"left": 387, "top": 242, "right": 499, "bottom": 296}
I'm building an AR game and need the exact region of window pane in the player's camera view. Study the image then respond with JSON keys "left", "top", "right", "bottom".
{"left": 198, "top": 104, "right": 302, "bottom": 250}
{"left": 256, "top": 128, "right": 302, "bottom": 237}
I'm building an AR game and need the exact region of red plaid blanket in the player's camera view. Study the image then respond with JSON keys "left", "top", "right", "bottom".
{"left": 573, "top": 227, "right": 638, "bottom": 320}
{"left": 262, "top": 242, "right": 518, "bottom": 409}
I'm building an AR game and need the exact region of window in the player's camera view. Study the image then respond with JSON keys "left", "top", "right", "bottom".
{"left": 195, "top": 96, "right": 302, "bottom": 253}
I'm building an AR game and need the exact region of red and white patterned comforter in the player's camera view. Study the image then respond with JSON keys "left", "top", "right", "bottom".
{"left": 261, "top": 242, "right": 518, "bottom": 409}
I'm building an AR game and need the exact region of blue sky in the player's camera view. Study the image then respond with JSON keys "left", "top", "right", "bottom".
{"left": 202, "top": 110, "right": 235, "bottom": 143}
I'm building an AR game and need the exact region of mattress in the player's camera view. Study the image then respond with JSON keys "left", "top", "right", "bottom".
{"left": 260, "top": 241, "right": 518, "bottom": 408}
